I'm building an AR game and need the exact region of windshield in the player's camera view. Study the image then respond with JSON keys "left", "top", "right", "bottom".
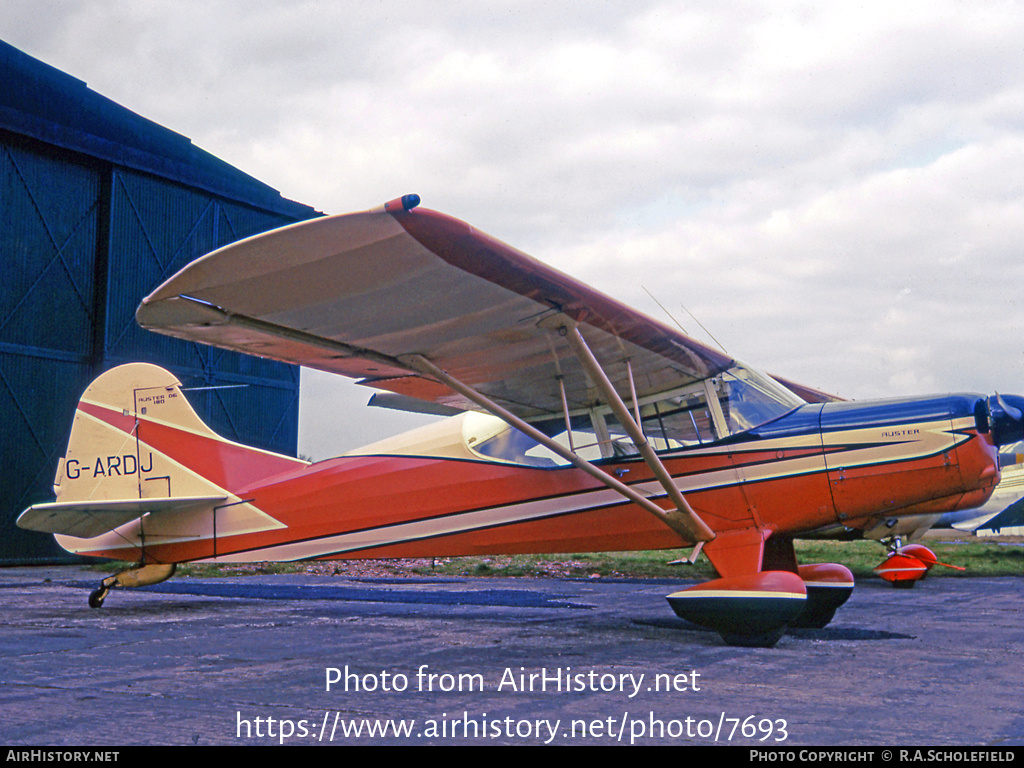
{"left": 716, "top": 366, "right": 805, "bottom": 433}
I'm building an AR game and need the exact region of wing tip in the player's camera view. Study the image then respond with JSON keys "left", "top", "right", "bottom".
{"left": 378, "top": 194, "right": 421, "bottom": 214}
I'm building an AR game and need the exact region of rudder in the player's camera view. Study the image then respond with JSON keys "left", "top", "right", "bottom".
{"left": 54, "top": 363, "right": 305, "bottom": 505}
{"left": 20, "top": 363, "right": 300, "bottom": 558}
{"left": 55, "top": 363, "right": 229, "bottom": 504}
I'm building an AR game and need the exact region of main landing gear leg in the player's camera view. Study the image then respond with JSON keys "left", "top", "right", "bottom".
{"left": 761, "top": 535, "right": 855, "bottom": 629}
{"left": 88, "top": 563, "right": 177, "bottom": 608}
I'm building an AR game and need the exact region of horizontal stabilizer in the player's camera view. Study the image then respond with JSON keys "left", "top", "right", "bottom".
{"left": 17, "top": 496, "right": 227, "bottom": 539}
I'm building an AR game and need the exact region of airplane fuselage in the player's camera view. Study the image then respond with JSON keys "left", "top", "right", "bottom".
{"left": 57, "top": 392, "right": 998, "bottom": 567}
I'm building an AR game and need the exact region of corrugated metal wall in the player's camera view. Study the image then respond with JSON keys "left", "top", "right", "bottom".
{"left": 1, "top": 133, "right": 309, "bottom": 563}
{"left": 102, "top": 167, "right": 302, "bottom": 449}
{"left": 1, "top": 136, "right": 102, "bottom": 562}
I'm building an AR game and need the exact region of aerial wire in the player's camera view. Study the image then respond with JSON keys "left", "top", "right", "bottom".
{"left": 642, "top": 285, "right": 728, "bottom": 353}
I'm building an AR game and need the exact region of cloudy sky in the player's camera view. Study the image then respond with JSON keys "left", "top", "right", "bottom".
{"left": 4, "top": 1, "right": 1023, "bottom": 457}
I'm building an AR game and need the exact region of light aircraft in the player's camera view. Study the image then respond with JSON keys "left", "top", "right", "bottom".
{"left": 17, "top": 195, "right": 1024, "bottom": 646}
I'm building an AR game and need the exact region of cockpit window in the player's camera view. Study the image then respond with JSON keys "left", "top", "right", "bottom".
{"left": 715, "top": 366, "right": 805, "bottom": 434}
{"left": 604, "top": 393, "right": 715, "bottom": 452}
{"left": 463, "top": 364, "right": 805, "bottom": 466}
{"left": 462, "top": 412, "right": 560, "bottom": 466}
{"left": 599, "top": 365, "right": 803, "bottom": 456}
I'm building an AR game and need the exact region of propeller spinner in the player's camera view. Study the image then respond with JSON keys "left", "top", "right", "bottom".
{"left": 976, "top": 394, "right": 1024, "bottom": 446}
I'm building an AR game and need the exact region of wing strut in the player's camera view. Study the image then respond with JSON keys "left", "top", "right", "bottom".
{"left": 551, "top": 318, "right": 716, "bottom": 543}
{"left": 400, "top": 352, "right": 715, "bottom": 545}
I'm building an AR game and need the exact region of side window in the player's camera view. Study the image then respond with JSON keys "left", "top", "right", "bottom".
{"left": 645, "top": 395, "right": 716, "bottom": 447}
{"left": 469, "top": 422, "right": 559, "bottom": 467}
{"left": 603, "top": 395, "right": 716, "bottom": 454}
{"left": 528, "top": 412, "right": 605, "bottom": 463}
{"left": 515, "top": 365, "right": 803, "bottom": 465}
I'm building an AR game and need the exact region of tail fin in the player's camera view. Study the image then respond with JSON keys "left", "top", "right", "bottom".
{"left": 54, "top": 363, "right": 304, "bottom": 505}
{"left": 18, "top": 363, "right": 305, "bottom": 546}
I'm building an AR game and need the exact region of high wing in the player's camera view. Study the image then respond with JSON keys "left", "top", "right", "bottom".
{"left": 136, "top": 199, "right": 736, "bottom": 422}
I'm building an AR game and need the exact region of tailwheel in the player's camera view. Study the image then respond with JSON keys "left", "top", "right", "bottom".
{"left": 789, "top": 563, "right": 855, "bottom": 628}
{"left": 666, "top": 571, "right": 807, "bottom": 647}
{"left": 85, "top": 563, "right": 177, "bottom": 607}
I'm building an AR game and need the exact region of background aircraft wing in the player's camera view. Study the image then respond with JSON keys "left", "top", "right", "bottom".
{"left": 137, "top": 202, "right": 736, "bottom": 420}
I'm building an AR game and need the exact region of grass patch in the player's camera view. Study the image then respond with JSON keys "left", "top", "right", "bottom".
{"left": 793, "top": 538, "right": 1022, "bottom": 579}
{"left": 409, "top": 550, "right": 718, "bottom": 580}
{"left": 409, "top": 539, "right": 1021, "bottom": 580}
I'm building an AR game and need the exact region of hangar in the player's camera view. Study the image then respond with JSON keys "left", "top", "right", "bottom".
{"left": 0, "top": 40, "right": 318, "bottom": 563}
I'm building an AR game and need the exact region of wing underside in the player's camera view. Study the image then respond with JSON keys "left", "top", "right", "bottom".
{"left": 136, "top": 206, "right": 734, "bottom": 421}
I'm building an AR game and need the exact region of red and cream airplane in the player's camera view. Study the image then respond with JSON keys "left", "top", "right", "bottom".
{"left": 17, "top": 195, "right": 1023, "bottom": 646}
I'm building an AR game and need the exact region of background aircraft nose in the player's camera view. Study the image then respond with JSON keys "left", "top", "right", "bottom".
{"left": 977, "top": 394, "right": 1024, "bottom": 446}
